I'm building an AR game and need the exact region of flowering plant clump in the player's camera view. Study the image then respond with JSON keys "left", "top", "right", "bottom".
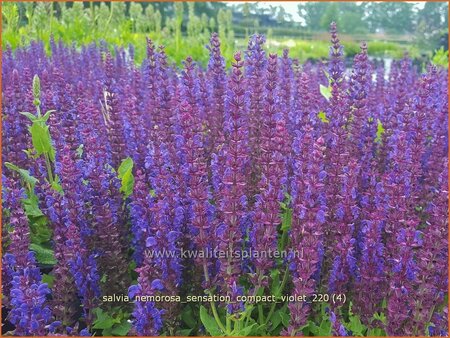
{"left": 2, "top": 23, "right": 448, "bottom": 336}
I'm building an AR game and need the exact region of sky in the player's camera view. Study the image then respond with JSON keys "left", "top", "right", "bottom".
{"left": 226, "top": 2, "right": 426, "bottom": 23}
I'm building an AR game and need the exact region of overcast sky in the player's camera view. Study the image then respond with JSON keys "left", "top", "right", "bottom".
{"left": 226, "top": 2, "right": 426, "bottom": 22}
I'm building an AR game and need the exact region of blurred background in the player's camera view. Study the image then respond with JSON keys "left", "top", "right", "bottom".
{"left": 2, "top": 1, "right": 448, "bottom": 67}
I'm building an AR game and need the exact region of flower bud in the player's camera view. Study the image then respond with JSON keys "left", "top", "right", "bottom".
{"left": 32, "top": 74, "right": 41, "bottom": 101}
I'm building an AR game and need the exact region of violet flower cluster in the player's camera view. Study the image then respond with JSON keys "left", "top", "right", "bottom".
{"left": 2, "top": 22, "right": 448, "bottom": 336}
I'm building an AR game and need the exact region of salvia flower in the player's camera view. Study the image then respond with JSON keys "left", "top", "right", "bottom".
{"left": 2, "top": 25, "right": 448, "bottom": 337}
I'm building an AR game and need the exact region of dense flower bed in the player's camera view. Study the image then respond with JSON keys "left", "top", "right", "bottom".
{"left": 2, "top": 23, "right": 448, "bottom": 336}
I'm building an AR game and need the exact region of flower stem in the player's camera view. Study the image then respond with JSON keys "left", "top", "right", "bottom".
{"left": 44, "top": 153, "right": 54, "bottom": 184}
{"left": 265, "top": 225, "right": 290, "bottom": 327}
{"left": 202, "top": 264, "right": 227, "bottom": 334}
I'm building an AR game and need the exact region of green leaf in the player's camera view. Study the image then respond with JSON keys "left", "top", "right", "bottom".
{"left": 118, "top": 157, "right": 134, "bottom": 198}
{"left": 42, "top": 274, "right": 55, "bottom": 288}
{"left": 76, "top": 144, "right": 84, "bottom": 158}
{"left": 181, "top": 305, "right": 197, "bottom": 329}
{"left": 375, "top": 119, "right": 385, "bottom": 144}
{"left": 373, "top": 311, "right": 387, "bottom": 325}
{"left": 280, "top": 207, "right": 292, "bottom": 231}
{"left": 22, "top": 148, "right": 37, "bottom": 159}
{"left": 432, "top": 46, "right": 449, "bottom": 69}
{"left": 284, "top": 192, "right": 292, "bottom": 203}
{"left": 102, "top": 328, "right": 113, "bottom": 336}
{"left": 30, "top": 243, "right": 56, "bottom": 265}
{"left": 30, "top": 122, "right": 52, "bottom": 156}
{"left": 319, "top": 84, "right": 332, "bottom": 101}
{"left": 280, "top": 307, "right": 290, "bottom": 327}
{"left": 345, "top": 312, "right": 366, "bottom": 336}
{"left": 367, "top": 328, "right": 386, "bottom": 336}
{"left": 51, "top": 175, "right": 63, "bottom": 194}
{"left": 23, "top": 197, "right": 44, "bottom": 217}
{"left": 319, "top": 319, "right": 332, "bottom": 336}
{"left": 120, "top": 168, "right": 134, "bottom": 198}
{"left": 199, "top": 305, "right": 223, "bottom": 336}
{"left": 308, "top": 321, "right": 320, "bottom": 336}
{"left": 237, "top": 323, "right": 258, "bottom": 336}
{"left": 317, "top": 111, "right": 330, "bottom": 123}
{"left": 29, "top": 215, "right": 52, "bottom": 244}
{"left": 93, "top": 308, "right": 116, "bottom": 330}
{"left": 41, "top": 109, "right": 55, "bottom": 122}
{"left": 20, "top": 111, "right": 38, "bottom": 122}
{"left": 111, "top": 321, "right": 131, "bottom": 336}
{"left": 117, "top": 157, "right": 134, "bottom": 178}
{"left": 270, "top": 269, "right": 280, "bottom": 295}
{"left": 177, "top": 328, "right": 193, "bottom": 336}
{"left": 5, "top": 162, "right": 39, "bottom": 190}
{"left": 22, "top": 110, "right": 55, "bottom": 123}
{"left": 271, "top": 309, "right": 282, "bottom": 329}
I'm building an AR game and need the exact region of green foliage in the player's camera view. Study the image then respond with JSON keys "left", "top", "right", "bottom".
{"left": 5, "top": 166, "right": 50, "bottom": 247}
{"left": 432, "top": 47, "right": 449, "bottom": 69}
{"left": 117, "top": 157, "right": 134, "bottom": 198}
{"left": 42, "top": 273, "right": 55, "bottom": 288}
{"left": 318, "top": 111, "right": 330, "bottom": 123}
{"left": 4, "top": 161, "right": 53, "bottom": 248}
{"left": 279, "top": 193, "right": 292, "bottom": 231}
{"left": 29, "top": 122, "right": 55, "bottom": 161}
{"left": 373, "top": 311, "right": 387, "bottom": 325}
{"left": 2, "top": 2, "right": 429, "bottom": 66}
{"left": 22, "top": 193, "right": 44, "bottom": 218}
{"left": 5, "top": 76, "right": 58, "bottom": 262}
{"left": 200, "top": 305, "right": 223, "bottom": 336}
{"left": 20, "top": 75, "right": 57, "bottom": 187}
{"left": 345, "top": 312, "right": 365, "bottom": 336}
{"left": 367, "top": 41, "right": 415, "bottom": 58}
{"left": 319, "top": 85, "right": 332, "bottom": 101}
{"left": 367, "top": 327, "right": 386, "bottom": 336}
{"left": 76, "top": 144, "right": 84, "bottom": 158}
{"left": 93, "top": 308, "right": 117, "bottom": 330}
{"left": 270, "top": 304, "right": 290, "bottom": 333}
{"left": 92, "top": 308, "right": 132, "bottom": 336}
{"left": 4, "top": 162, "right": 38, "bottom": 191}
{"left": 181, "top": 304, "right": 199, "bottom": 331}
{"left": 375, "top": 119, "right": 385, "bottom": 144}
{"left": 30, "top": 243, "right": 56, "bottom": 265}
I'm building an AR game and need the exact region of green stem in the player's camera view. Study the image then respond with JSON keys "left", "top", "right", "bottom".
{"left": 280, "top": 224, "right": 289, "bottom": 250}
{"left": 425, "top": 304, "right": 436, "bottom": 336}
{"left": 226, "top": 315, "right": 231, "bottom": 334}
{"left": 44, "top": 153, "right": 54, "bottom": 184}
{"left": 202, "top": 264, "right": 227, "bottom": 334}
{"left": 211, "top": 298, "right": 227, "bottom": 334}
{"left": 244, "top": 304, "right": 254, "bottom": 327}
{"left": 258, "top": 303, "right": 264, "bottom": 324}
{"left": 265, "top": 225, "right": 291, "bottom": 327}
{"left": 265, "top": 266, "right": 289, "bottom": 326}
{"left": 243, "top": 272, "right": 263, "bottom": 325}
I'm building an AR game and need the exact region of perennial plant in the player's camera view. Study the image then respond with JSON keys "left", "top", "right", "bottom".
{"left": 1, "top": 23, "right": 448, "bottom": 336}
